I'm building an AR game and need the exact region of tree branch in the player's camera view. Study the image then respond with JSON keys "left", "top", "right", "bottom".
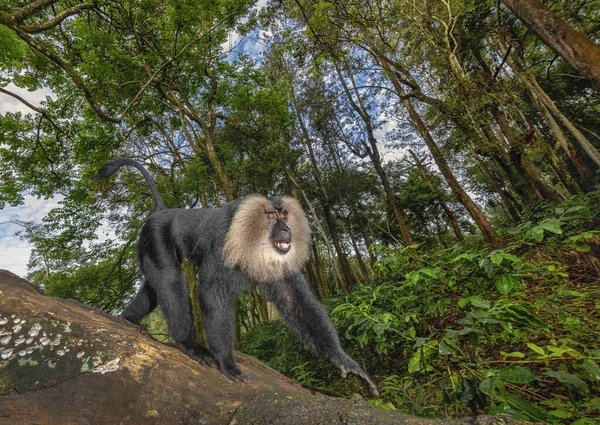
{"left": 20, "top": 3, "right": 95, "bottom": 33}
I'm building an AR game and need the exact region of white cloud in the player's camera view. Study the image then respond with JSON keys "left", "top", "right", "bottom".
{"left": 0, "top": 196, "right": 63, "bottom": 277}
{"left": 0, "top": 83, "right": 54, "bottom": 115}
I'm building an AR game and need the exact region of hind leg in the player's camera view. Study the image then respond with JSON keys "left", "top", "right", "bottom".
{"left": 121, "top": 280, "right": 157, "bottom": 324}
{"left": 146, "top": 262, "right": 216, "bottom": 367}
{"left": 198, "top": 260, "right": 249, "bottom": 382}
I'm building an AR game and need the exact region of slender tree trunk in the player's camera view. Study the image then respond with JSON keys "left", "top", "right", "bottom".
{"left": 253, "top": 291, "right": 270, "bottom": 323}
{"left": 311, "top": 242, "right": 329, "bottom": 298}
{"left": 408, "top": 150, "right": 463, "bottom": 241}
{"left": 351, "top": 209, "right": 377, "bottom": 266}
{"left": 291, "top": 91, "right": 355, "bottom": 292}
{"left": 211, "top": 180, "right": 222, "bottom": 207}
{"left": 199, "top": 184, "right": 208, "bottom": 208}
{"left": 383, "top": 64, "right": 499, "bottom": 242}
{"left": 544, "top": 144, "right": 582, "bottom": 195}
{"left": 287, "top": 174, "right": 345, "bottom": 291}
{"left": 347, "top": 226, "right": 370, "bottom": 282}
{"left": 515, "top": 62, "right": 600, "bottom": 169}
{"left": 489, "top": 105, "right": 561, "bottom": 201}
{"left": 321, "top": 205, "right": 352, "bottom": 293}
{"left": 368, "top": 148, "right": 413, "bottom": 245}
{"left": 501, "top": 0, "right": 600, "bottom": 90}
{"left": 466, "top": 142, "right": 522, "bottom": 222}
{"left": 183, "top": 261, "right": 206, "bottom": 347}
{"left": 334, "top": 61, "right": 413, "bottom": 245}
{"left": 203, "top": 130, "right": 236, "bottom": 201}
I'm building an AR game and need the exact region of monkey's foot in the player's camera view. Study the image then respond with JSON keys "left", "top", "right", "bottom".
{"left": 118, "top": 315, "right": 152, "bottom": 337}
{"left": 177, "top": 343, "right": 218, "bottom": 368}
{"left": 219, "top": 363, "right": 252, "bottom": 383}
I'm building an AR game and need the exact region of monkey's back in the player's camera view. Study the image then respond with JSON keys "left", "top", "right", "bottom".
{"left": 137, "top": 204, "right": 239, "bottom": 268}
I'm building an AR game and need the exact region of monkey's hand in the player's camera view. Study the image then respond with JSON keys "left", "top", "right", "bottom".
{"left": 335, "top": 355, "right": 379, "bottom": 397}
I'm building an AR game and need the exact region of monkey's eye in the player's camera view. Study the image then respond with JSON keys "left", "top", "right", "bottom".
{"left": 267, "top": 212, "right": 276, "bottom": 219}
{"left": 280, "top": 211, "right": 287, "bottom": 219}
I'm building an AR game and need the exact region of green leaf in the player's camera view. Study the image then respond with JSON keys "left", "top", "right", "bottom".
{"left": 586, "top": 397, "right": 600, "bottom": 410}
{"left": 458, "top": 295, "right": 487, "bottom": 308}
{"left": 548, "top": 409, "right": 573, "bottom": 419}
{"left": 419, "top": 268, "right": 437, "bottom": 278}
{"left": 540, "top": 219, "right": 563, "bottom": 234}
{"left": 479, "top": 376, "right": 500, "bottom": 396}
{"left": 530, "top": 226, "right": 545, "bottom": 242}
{"left": 471, "top": 299, "right": 491, "bottom": 309}
{"left": 490, "top": 251, "right": 520, "bottom": 265}
{"left": 501, "top": 391, "right": 545, "bottom": 422}
{"left": 490, "top": 251, "right": 503, "bottom": 265}
{"left": 478, "top": 257, "right": 494, "bottom": 276}
{"left": 499, "top": 366, "right": 536, "bottom": 384}
{"left": 500, "top": 351, "right": 525, "bottom": 358}
{"left": 544, "top": 370, "right": 589, "bottom": 392}
{"left": 572, "top": 241, "right": 591, "bottom": 252}
{"left": 582, "top": 359, "right": 600, "bottom": 381}
{"left": 495, "top": 274, "right": 520, "bottom": 295}
{"left": 450, "top": 253, "right": 477, "bottom": 263}
{"left": 407, "top": 351, "right": 423, "bottom": 374}
{"left": 527, "top": 343, "right": 545, "bottom": 356}
{"left": 438, "top": 341, "right": 456, "bottom": 355}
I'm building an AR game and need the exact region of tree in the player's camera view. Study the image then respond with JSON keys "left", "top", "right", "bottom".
{"left": 501, "top": 0, "right": 600, "bottom": 90}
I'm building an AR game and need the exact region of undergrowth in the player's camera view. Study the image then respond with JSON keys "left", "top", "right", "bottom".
{"left": 239, "top": 191, "right": 600, "bottom": 424}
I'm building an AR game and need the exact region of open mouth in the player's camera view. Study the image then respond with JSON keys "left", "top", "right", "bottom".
{"left": 274, "top": 241, "right": 292, "bottom": 253}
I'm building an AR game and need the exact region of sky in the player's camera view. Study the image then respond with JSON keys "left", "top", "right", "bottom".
{"left": 0, "top": 84, "right": 58, "bottom": 277}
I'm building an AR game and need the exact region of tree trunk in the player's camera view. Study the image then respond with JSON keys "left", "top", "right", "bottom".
{"left": 466, "top": 143, "right": 522, "bottom": 222}
{"left": 501, "top": 0, "right": 600, "bottom": 90}
{"left": 287, "top": 176, "right": 345, "bottom": 291}
{"left": 507, "top": 55, "right": 599, "bottom": 186}
{"left": 333, "top": 61, "right": 413, "bottom": 245}
{"left": 203, "top": 131, "right": 236, "bottom": 201}
{"left": 489, "top": 105, "right": 561, "bottom": 202}
{"left": 408, "top": 150, "right": 463, "bottom": 241}
{"left": 347, "top": 227, "right": 370, "bottom": 282}
{"left": 291, "top": 92, "right": 355, "bottom": 292}
{"left": 383, "top": 65, "right": 499, "bottom": 242}
{"left": 516, "top": 62, "right": 600, "bottom": 169}
{"left": 183, "top": 261, "right": 206, "bottom": 347}
{"left": 311, "top": 242, "right": 329, "bottom": 298}
{"left": 321, "top": 205, "right": 353, "bottom": 293}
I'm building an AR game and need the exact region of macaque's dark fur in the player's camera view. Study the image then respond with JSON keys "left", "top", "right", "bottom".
{"left": 95, "top": 158, "right": 377, "bottom": 393}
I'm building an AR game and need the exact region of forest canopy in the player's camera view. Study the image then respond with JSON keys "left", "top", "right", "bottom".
{"left": 1, "top": 0, "right": 599, "bottom": 423}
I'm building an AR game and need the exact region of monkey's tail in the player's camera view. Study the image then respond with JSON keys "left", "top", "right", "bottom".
{"left": 94, "top": 158, "right": 167, "bottom": 212}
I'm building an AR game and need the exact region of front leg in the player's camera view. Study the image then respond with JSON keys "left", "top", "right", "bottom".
{"left": 264, "top": 272, "right": 379, "bottom": 396}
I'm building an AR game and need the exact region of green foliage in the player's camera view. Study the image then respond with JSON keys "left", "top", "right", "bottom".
{"left": 0, "top": 26, "right": 27, "bottom": 68}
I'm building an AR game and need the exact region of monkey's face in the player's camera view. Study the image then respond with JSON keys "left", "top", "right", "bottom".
{"left": 223, "top": 195, "right": 310, "bottom": 282}
{"left": 266, "top": 209, "right": 292, "bottom": 254}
